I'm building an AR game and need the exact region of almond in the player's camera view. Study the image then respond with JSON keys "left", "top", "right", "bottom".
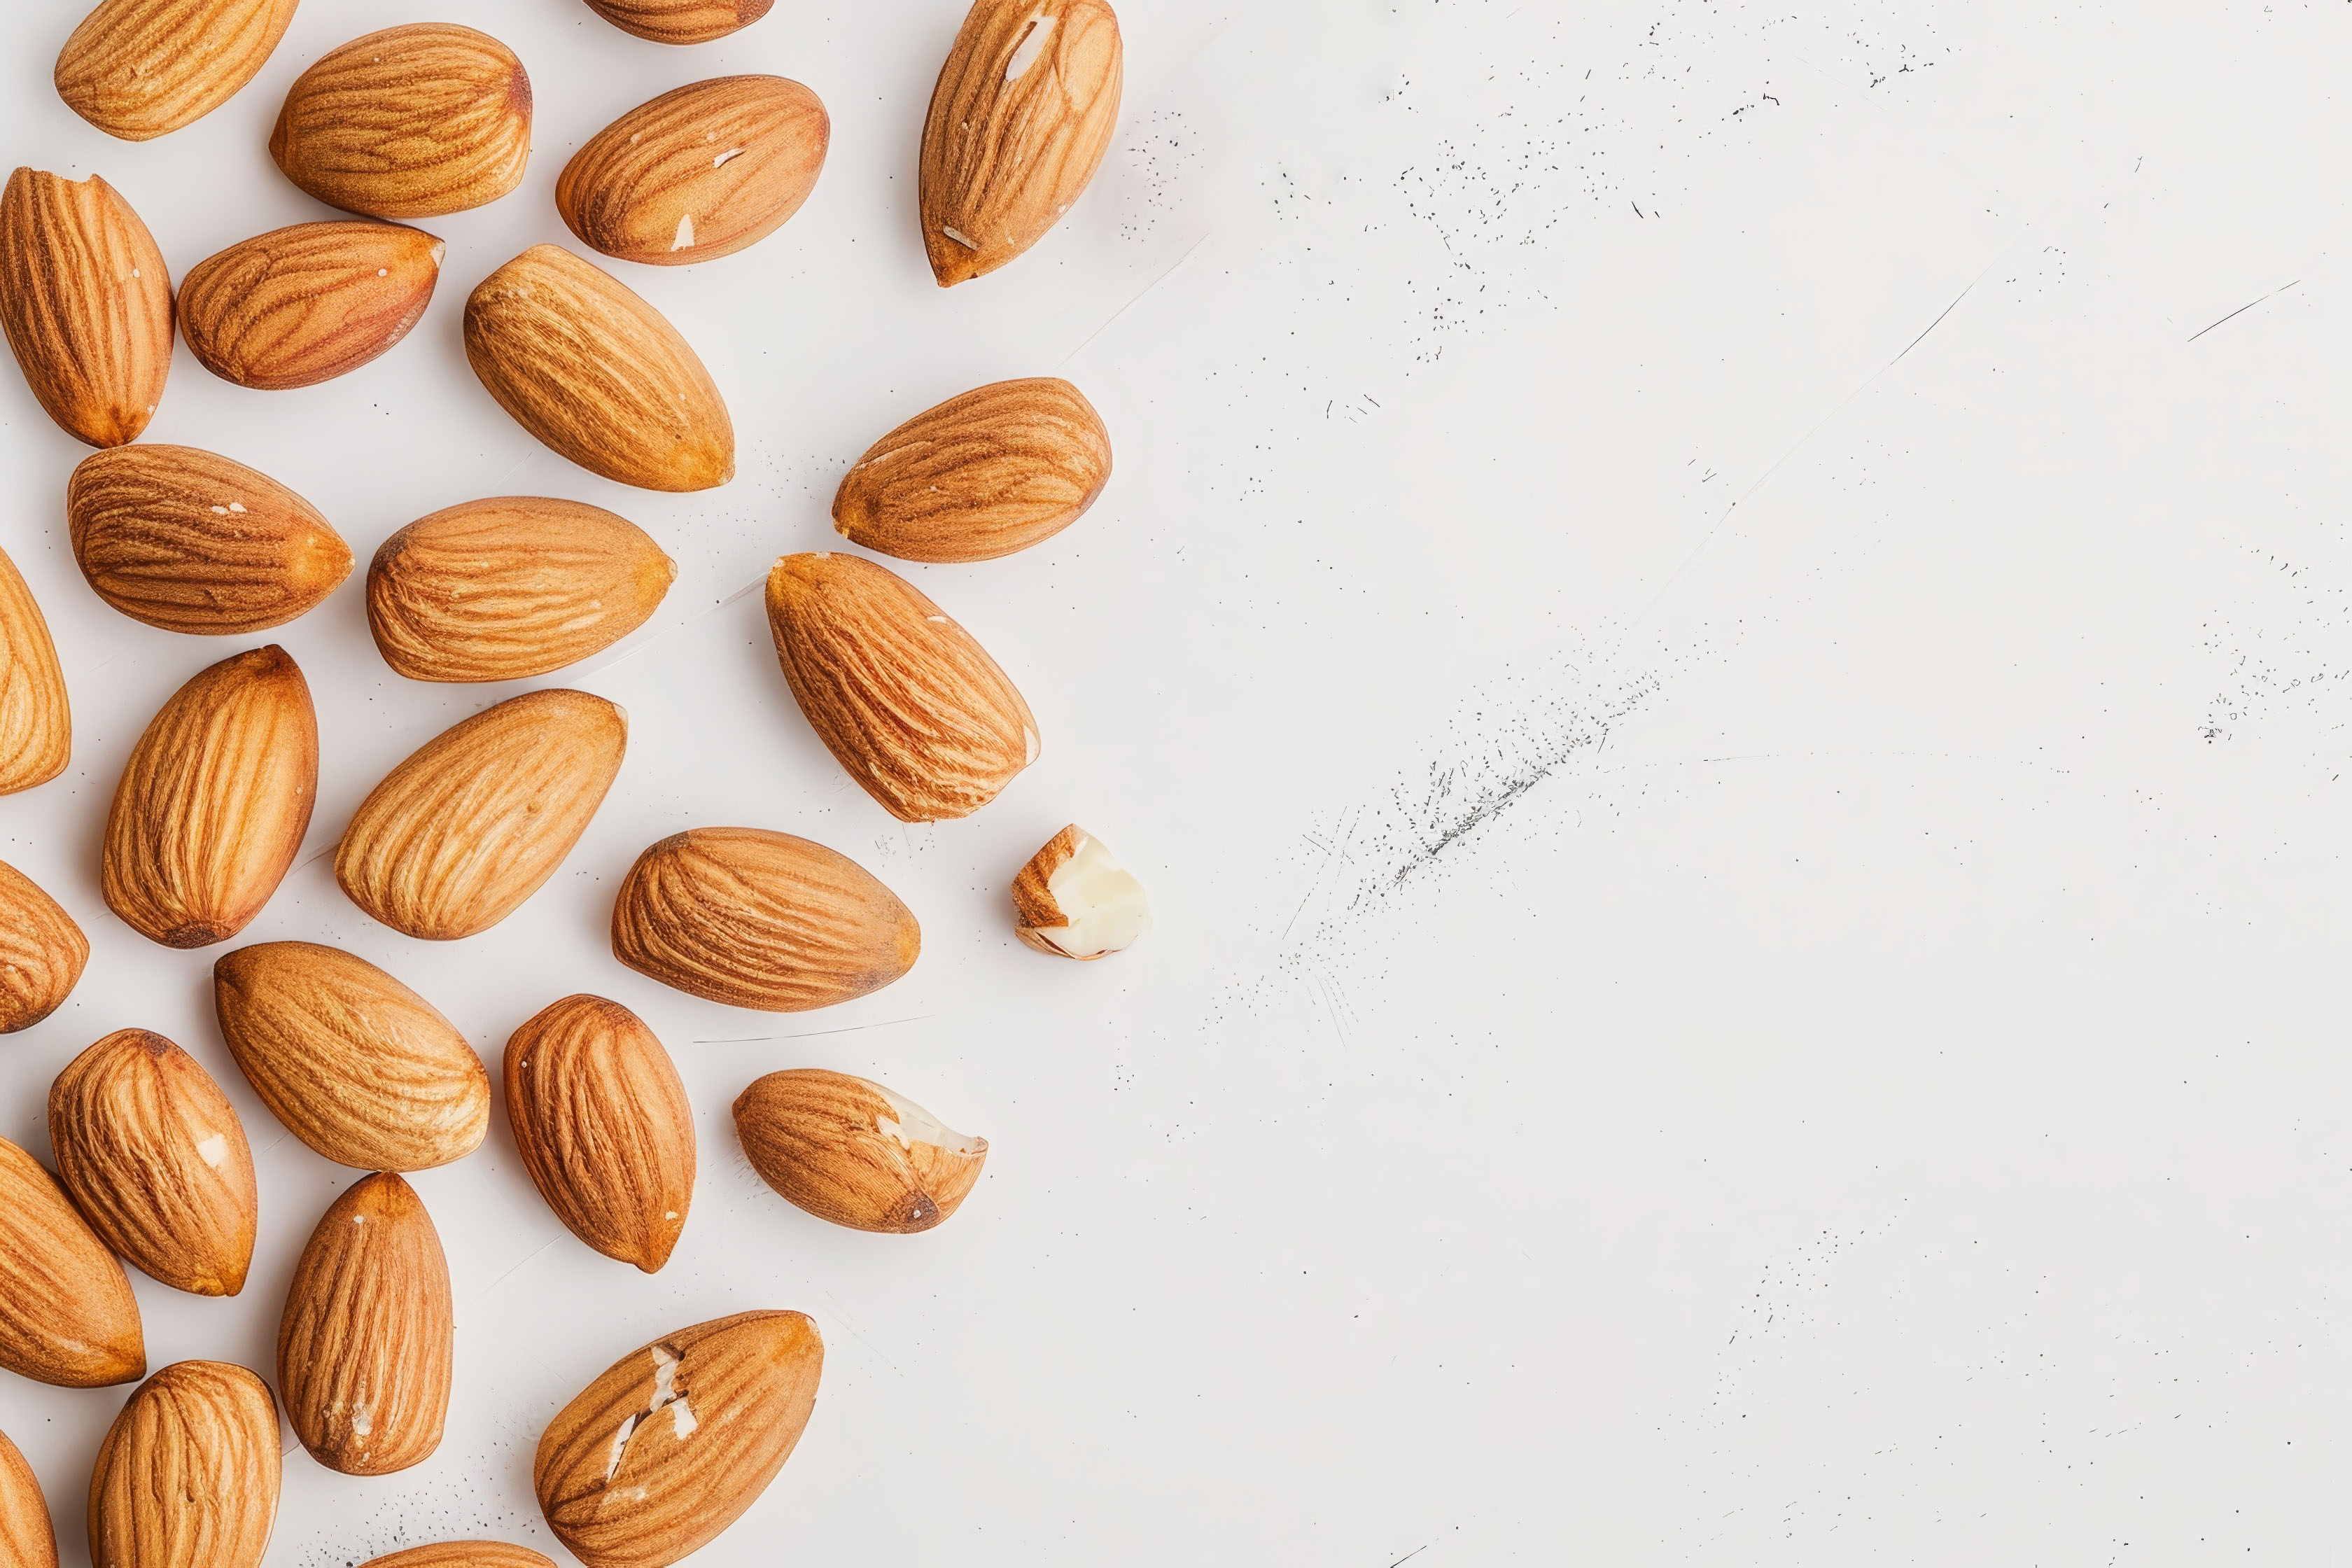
{"left": 583, "top": 0, "right": 772, "bottom": 46}
{"left": 832, "top": 377, "right": 1111, "bottom": 562}
{"left": 179, "top": 221, "right": 443, "bottom": 390}
{"left": 88, "top": 1361, "right": 278, "bottom": 1568}
{"left": 48, "top": 1030, "right": 258, "bottom": 1296}
{"left": 0, "top": 168, "right": 172, "bottom": 447}
{"left": 0, "top": 545, "right": 71, "bottom": 795}
{"left": 102, "top": 645, "right": 317, "bottom": 948}
{"left": 1012, "top": 823, "right": 1150, "bottom": 958}
{"left": 557, "top": 76, "right": 827, "bottom": 267}
{"left": 734, "top": 1069, "right": 986, "bottom": 1233}
{"left": 920, "top": 0, "right": 1122, "bottom": 286}
{"left": 279, "top": 1173, "right": 453, "bottom": 1475}
{"left": 68, "top": 445, "right": 352, "bottom": 634}
{"left": 0, "top": 1134, "right": 144, "bottom": 1388}
{"left": 55, "top": 0, "right": 301, "bottom": 142}
{"left": 0, "top": 1427, "right": 58, "bottom": 1568}
{"left": 213, "top": 941, "right": 491, "bottom": 1171}
{"left": 535, "top": 1312, "right": 822, "bottom": 1568}
{"left": 764, "top": 552, "right": 1037, "bottom": 821}
{"left": 367, "top": 498, "right": 675, "bottom": 683}
{"left": 364, "top": 1548, "right": 556, "bottom": 1568}
{"left": 505, "top": 995, "right": 694, "bottom": 1273}
{"left": 611, "top": 828, "right": 920, "bottom": 1011}
{"left": 337, "top": 689, "right": 627, "bottom": 940}
{"left": 465, "top": 245, "right": 734, "bottom": 492}
{"left": 270, "top": 24, "right": 531, "bottom": 219}
{"left": 0, "top": 859, "right": 87, "bottom": 1032}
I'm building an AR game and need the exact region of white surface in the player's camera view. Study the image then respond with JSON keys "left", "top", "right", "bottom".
{"left": 0, "top": 0, "right": 2344, "bottom": 1562}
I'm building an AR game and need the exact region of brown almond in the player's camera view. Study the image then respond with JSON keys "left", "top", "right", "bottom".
{"left": 213, "top": 941, "right": 491, "bottom": 1171}
{"left": 583, "top": 0, "right": 771, "bottom": 46}
{"left": 0, "top": 545, "right": 70, "bottom": 795}
{"left": 179, "top": 221, "right": 443, "bottom": 390}
{"left": 0, "top": 1134, "right": 144, "bottom": 1388}
{"left": 535, "top": 1312, "right": 822, "bottom": 1568}
{"left": 0, "top": 1427, "right": 58, "bottom": 1568}
{"left": 0, "top": 859, "right": 88, "bottom": 1031}
{"left": 367, "top": 498, "right": 675, "bottom": 683}
{"left": 88, "top": 1361, "right": 278, "bottom": 1568}
{"left": 505, "top": 995, "right": 694, "bottom": 1273}
{"left": 364, "top": 1548, "right": 556, "bottom": 1568}
{"left": 764, "top": 552, "right": 1037, "bottom": 821}
{"left": 55, "top": 0, "right": 301, "bottom": 142}
{"left": 102, "top": 645, "right": 317, "bottom": 948}
{"left": 734, "top": 1068, "right": 986, "bottom": 1233}
{"left": 612, "top": 827, "right": 920, "bottom": 1011}
{"left": 270, "top": 24, "right": 531, "bottom": 219}
{"left": 0, "top": 168, "right": 172, "bottom": 447}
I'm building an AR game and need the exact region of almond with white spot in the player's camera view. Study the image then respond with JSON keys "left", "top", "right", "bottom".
{"left": 0, "top": 545, "right": 71, "bottom": 796}
{"left": 0, "top": 1135, "right": 144, "bottom": 1388}
{"left": 0, "top": 859, "right": 87, "bottom": 1032}
{"left": 582, "top": 0, "right": 771, "bottom": 45}
{"left": 0, "top": 1427, "right": 57, "bottom": 1568}
{"left": 0, "top": 167, "right": 173, "bottom": 447}
{"left": 1012, "top": 823, "right": 1150, "bottom": 959}
{"left": 734, "top": 1068, "right": 986, "bottom": 1233}
{"left": 88, "top": 1360, "right": 278, "bottom": 1568}
{"left": 178, "top": 221, "right": 444, "bottom": 390}
{"left": 270, "top": 25, "right": 531, "bottom": 219}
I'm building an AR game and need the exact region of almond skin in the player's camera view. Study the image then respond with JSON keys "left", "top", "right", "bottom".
{"left": 920, "top": 0, "right": 1122, "bottom": 286}
{"left": 367, "top": 498, "right": 675, "bottom": 683}
{"left": 49, "top": 1030, "right": 258, "bottom": 1297}
{"left": 0, "top": 169, "right": 172, "bottom": 447}
{"left": 612, "top": 828, "right": 920, "bottom": 1011}
{"left": 279, "top": 1173, "right": 453, "bottom": 1476}
{"left": 734, "top": 1069, "right": 986, "bottom": 1233}
{"left": 68, "top": 446, "right": 352, "bottom": 634}
{"left": 557, "top": 76, "right": 827, "bottom": 267}
{"left": 179, "top": 221, "right": 443, "bottom": 390}
{"left": 465, "top": 245, "right": 734, "bottom": 492}
{"left": 584, "top": 0, "right": 771, "bottom": 45}
{"left": 365, "top": 1548, "right": 556, "bottom": 1568}
{"left": 0, "top": 1134, "right": 144, "bottom": 1388}
{"left": 55, "top": 0, "right": 302, "bottom": 142}
{"left": 88, "top": 1361, "right": 278, "bottom": 1568}
{"left": 213, "top": 941, "right": 491, "bottom": 1171}
{"left": 102, "top": 645, "right": 317, "bottom": 948}
{"left": 0, "top": 860, "right": 87, "bottom": 1032}
{"left": 833, "top": 377, "right": 1111, "bottom": 562}
{"left": 0, "top": 1427, "right": 58, "bottom": 1568}
{"left": 0, "top": 547, "right": 70, "bottom": 795}
{"left": 505, "top": 995, "right": 694, "bottom": 1273}
{"left": 337, "top": 689, "right": 627, "bottom": 940}
{"left": 270, "top": 24, "right": 531, "bottom": 219}
{"left": 765, "top": 552, "right": 1037, "bottom": 821}
{"left": 535, "top": 1312, "right": 822, "bottom": 1568}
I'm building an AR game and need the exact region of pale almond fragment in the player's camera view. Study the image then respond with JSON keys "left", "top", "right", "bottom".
{"left": 583, "top": 0, "right": 772, "bottom": 45}
{"left": 1012, "top": 823, "right": 1151, "bottom": 958}
{"left": 0, "top": 545, "right": 69, "bottom": 794}
{"left": 734, "top": 1068, "right": 986, "bottom": 1233}
{"left": 88, "top": 1360, "right": 278, "bottom": 1568}
{"left": 0, "top": 859, "right": 87, "bottom": 1031}
{"left": 55, "top": 0, "right": 302, "bottom": 141}
{"left": 179, "top": 221, "right": 443, "bottom": 390}
{"left": 0, "top": 1134, "right": 144, "bottom": 1388}
{"left": 270, "top": 25, "right": 531, "bottom": 219}
{"left": 0, "top": 168, "right": 173, "bottom": 447}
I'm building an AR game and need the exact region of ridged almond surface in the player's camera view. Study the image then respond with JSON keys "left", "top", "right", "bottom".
{"left": 337, "top": 689, "right": 628, "bottom": 940}
{"left": 87, "top": 1361, "right": 277, "bottom": 1568}
{"left": 279, "top": 1173, "right": 453, "bottom": 1475}
{"left": 213, "top": 941, "right": 490, "bottom": 1171}
{"left": 0, "top": 547, "right": 69, "bottom": 795}
{"left": 68, "top": 446, "right": 352, "bottom": 634}
{"left": 734, "top": 1068, "right": 986, "bottom": 1233}
{"left": 49, "top": 1030, "right": 258, "bottom": 1296}
{"left": 505, "top": 995, "right": 694, "bottom": 1272}
{"left": 764, "top": 552, "right": 1037, "bottom": 821}
{"left": 0, "top": 1428, "right": 58, "bottom": 1568}
{"left": 557, "top": 76, "right": 827, "bottom": 266}
{"left": 55, "top": 0, "right": 302, "bottom": 142}
{"left": 535, "top": 1312, "right": 822, "bottom": 1568}
{"left": 833, "top": 377, "right": 1111, "bottom": 562}
{"left": 919, "top": 0, "right": 1122, "bottom": 286}
{"left": 270, "top": 24, "right": 531, "bottom": 219}
{"left": 102, "top": 645, "right": 317, "bottom": 948}
{"left": 0, "top": 168, "right": 172, "bottom": 447}
{"left": 583, "top": 0, "right": 771, "bottom": 45}
{"left": 179, "top": 221, "right": 443, "bottom": 390}
{"left": 364, "top": 1546, "right": 557, "bottom": 1568}
{"left": 612, "top": 828, "right": 920, "bottom": 1011}
{"left": 0, "top": 860, "right": 87, "bottom": 1032}
{"left": 367, "top": 498, "right": 675, "bottom": 682}
{"left": 465, "top": 245, "right": 734, "bottom": 492}
{"left": 0, "top": 1134, "right": 144, "bottom": 1388}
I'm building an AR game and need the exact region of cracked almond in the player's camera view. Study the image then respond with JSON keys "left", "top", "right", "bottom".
{"left": 0, "top": 545, "right": 69, "bottom": 795}
{"left": 1012, "top": 823, "right": 1151, "bottom": 958}
{"left": 179, "top": 221, "right": 443, "bottom": 389}
{"left": 0, "top": 859, "right": 87, "bottom": 1031}
{"left": 271, "top": 24, "right": 530, "bottom": 218}
{"left": 0, "top": 168, "right": 172, "bottom": 447}
{"left": 89, "top": 1361, "right": 278, "bottom": 1568}
{"left": 0, "top": 1133, "right": 144, "bottom": 1388}
{"left": 55, "top": 0, "right": 301, "bottom": 141}
{"left": 734, "top": 1068, "right": 986, "bottom": 1233}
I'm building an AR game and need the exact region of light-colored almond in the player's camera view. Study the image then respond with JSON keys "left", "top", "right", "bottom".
{"left": 363, "top": 1547, "right": 556, "bottom": 1568}
{"left": 55, "top": 0, "right": 300, "bottom": 141}
{"left": 0, "top": 1134, "right": 144, "bottom": 1388}
{"left": 734, "top": 1068, "right": 986, "bottom": 1233}
{"left": 0, "top": 168, "right": 172, "bottom": 447}
{"left": 0, "top": 1427, "right": 58, "bottom": 1568}
{"left": 0, "top": 545, "right": 70, "bottom": 795}
{"left": 270, "top": 24, "right": 531, "bottom": 219}
{"left": 1012, "top": 823, "right": 1151, "bottom": 958}
{"left": 583, "top": 0, "right": 771, "bottom": 45}
{"left": 0, "top": 860, "right": 87, "bottom": 1032}
{"left": 179, "top": 221, "right": 443, "bottom": 390}
{"left": 88, "top": 1360, "right": 277, "bottom": 1568}
{"left": 213, "top": 940, "right": 490, "bottom": 1171}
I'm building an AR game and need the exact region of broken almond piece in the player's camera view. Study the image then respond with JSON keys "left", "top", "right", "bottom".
{"left": 1011, "top": 824, "right": 1149, "bottom": 959}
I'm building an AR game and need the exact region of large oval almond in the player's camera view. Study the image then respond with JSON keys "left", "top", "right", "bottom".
{"left": 0, "top": 545, "right": 70, "bottom": 796}
{"left": 0, "top": 859, "right": 86, "bottom": 1032}
{"left": 583, "top": 0, "right": 771, "bottom": 46}
{"left": 0, "top": 168, "right": 172, "bottom": 447}
{"left": 179, "top": 221, "right": 443, "bottom": 390}
{"left": 0, "top": 1428, "right": 57, "bottom": 1568}
{"left": 0, "top": 1134, "right": 144, "bottom": 1388}
{"left": 337, "top": 689, "right": 626, "bottom": 940}
{"left": 270, "top": 24, "right": 531, "bottom": 219}
{"left": 55, "top": 0, "right": 301, "bottom": 142}
{"left": 88, "top": 1360, "right": 278, "bottom": 1568}
{"left": 734, "top": 1068, "right": 986, "bottom": 1233}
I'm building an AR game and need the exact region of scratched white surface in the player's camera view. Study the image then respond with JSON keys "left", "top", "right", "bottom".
{"left": 0, "top": 0, "right": 2344, "bottom": 1561}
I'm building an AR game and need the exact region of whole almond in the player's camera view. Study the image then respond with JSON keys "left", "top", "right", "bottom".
{"left": 557, "top": 76, "right": 827, "bottom": 267}
{"left": 365, "top": 1548, "right": 556, "bottom": 1568}
{"left": 920, "top": 0, "right": 1122, "bottom": 286}
{"left": 337, "top": 689, "right": 627, "bottom": 940}
{"left": 0, "top": 1134, "right": 144, "bottom": 1388}
{"left": 535, "top": 1312, "right": 822, "bottom": 1568}
{"left": 49, "top": 1030, "right": 258, "bottom": 1296}
{"left": 270, "top": 24, "right": 531, "bottom": 219}
{"left": 734, "top": 1069, "right": 986, "bottom": 1233}
{"left": 367, "top": 498, "right": 675, "bottom": 682}
{"left": 612, "top": 828, "right": 919, "bottom": 1011}
{"left": 465, "top": 245, "right": 734, "bottom": 491}
{"left": 583, "top": 0, "right": 771, "bottom": 46}
{"left": 179, "top": 221, "right": 444, "bottom": 390}
{"left": 833, "top": 377, "right": 1111, "bottom": 562}
{"left": 102, "top": 645, "right": 317, "bottom": 948}
{"left": 88, "top": 1361, "right": 278, "bottom": 1568}
{"left": 0, "top": 545, "right": 70, "bottom": 795}
{"left": 0, "top": 860, "right": 87, "bottom": 1032}
{"left": 0, "top": 1427, "right": 58, "bottom": 1568}
{"left": 213, "top": 941, "right": 491, "bottom": 1171}
{"left": 55, "top": 0, "right": 302, "bottom": 142}
{"left": 764, "top": 552, "right": 1037, "bottom": 821}
{"left": 505, "top": 995, "right": 694, "bottom": 1272}
{"left": 0, "top": 168, "right": 172, "bottom": 447}
{"left": 68, "top": 445, "right": 353, "bottom": 634}
{"left": 279, "top": 1173, "right": 453, "bottom": 1475}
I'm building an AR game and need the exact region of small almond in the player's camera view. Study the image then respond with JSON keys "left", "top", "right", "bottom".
{"left": 0, "top": 1427, "right": 58, "bottom": 1568}
{"left": 1012, "top": 823, "right": 1151, "bottom": 959}
{"left": 179, "top": 222, "right": 444, "bottom": 390}
{"left": 0, "top": 168, "right": 173, "bottom": 448}
{"left": 0, "top": 859, "right": 88, "bottom": 1032}
{"left": 270, "top": 24, "right": 531, "bottom": 219}
{"left": 0, "top": 546, "right": 71, "bottom": 795}
{"left": 364, "top": 1548, "right": 556, "bottom": 1568}
{"left": 734, "top": 1068, "right": 986, "bottom": 1233}
{"left": 88, "top": 1361, "right": 278, "bottom": 1568}
{"left": 583, "top": 0, "right": 772, "bottom": 46}
{"left": 0, "top": 1134, "right": 144, "bottom": 1389}
{"left": 55, "top": 0, "right": 301, "bottom": 142}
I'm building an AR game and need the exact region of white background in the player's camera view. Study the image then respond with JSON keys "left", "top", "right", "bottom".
{"left": 0, "top": 0, "right": 2345, "bottom": 1562}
